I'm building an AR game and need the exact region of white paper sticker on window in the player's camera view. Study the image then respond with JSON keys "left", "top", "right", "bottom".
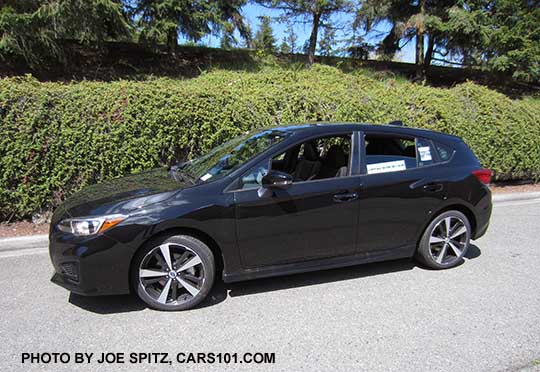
{"left": 418, "top": 146, "right": 432, "bottom": 161}
{"left": 367, "top": 160, "right": 407, "bottom": 174}
{"left": 200, "top": 173, "right": 213, "bottom": 181}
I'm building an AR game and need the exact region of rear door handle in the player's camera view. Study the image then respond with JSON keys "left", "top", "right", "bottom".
{"left": 333, "top": 192, "right": 358, "bottom": 203}
{"left": 423, "top": 183, "right": 443, "bottom": 193}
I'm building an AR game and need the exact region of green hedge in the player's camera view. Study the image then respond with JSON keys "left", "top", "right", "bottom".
{"left": 1, "top": 65, "right": 540, "bottom": 219}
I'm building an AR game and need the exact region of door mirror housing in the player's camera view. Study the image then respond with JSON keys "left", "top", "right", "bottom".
{"left": 261, "top": 170, "right": 293, "bottom": 190}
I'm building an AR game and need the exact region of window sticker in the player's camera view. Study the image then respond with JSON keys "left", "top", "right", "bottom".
{"left": 367, "top": 160, "right": 407, "bottom": 174}
{"left": 200, "top": 173, "right": 213, "bottom": 181}
{"left": 418, "top": 146, "right": 432, "bottom": 161}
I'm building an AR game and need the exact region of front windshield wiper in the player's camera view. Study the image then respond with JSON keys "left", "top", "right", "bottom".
{"left": 172, "top": 160, "right": 192, "bottom": 169}
{"left": 168, "top": 163, "right": 196, "bottom": 184}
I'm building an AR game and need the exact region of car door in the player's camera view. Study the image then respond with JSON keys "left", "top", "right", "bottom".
{"left": 355, "top": 131, "right": 446, "bottom": 254}
{"left": 232, "top": 132, "right": 362, "bottom": 268}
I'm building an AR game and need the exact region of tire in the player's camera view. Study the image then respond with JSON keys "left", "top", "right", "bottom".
{"left": 131, "top": 234, "right": 215, "bottom": 311}
{"left": 417, "top": 210, "right": 471, "bottom": 270}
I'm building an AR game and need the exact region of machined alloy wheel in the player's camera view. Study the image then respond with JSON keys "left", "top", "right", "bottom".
{"left": 417, "top": 210, "right": 471, "bottom": 269}
{"left": 133, "top": 235, "right": 215, "bottom": 311}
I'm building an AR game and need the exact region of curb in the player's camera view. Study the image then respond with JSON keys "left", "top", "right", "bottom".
{"left": 492, "top": 191, "right": 540, "bottom": 203}
{"left": 0, "top": 191, "right": 539, "bottom": 252}
{"left": 0, "top": 234, "right": 48, "bottom": 252}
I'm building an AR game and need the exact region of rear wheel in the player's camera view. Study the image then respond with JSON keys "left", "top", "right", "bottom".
{"left": 132, "top": 235, "right": 215, "bottom": 311}
{"left": 417, "top": 210, "right": 471, "bottom": 269}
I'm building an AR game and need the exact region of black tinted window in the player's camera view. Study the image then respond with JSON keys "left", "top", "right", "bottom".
{"left": 273, "top": 134, "right": 352, "bottom": 182}
{"left": 364, "top": 135, "right": 416, "bottom": 174}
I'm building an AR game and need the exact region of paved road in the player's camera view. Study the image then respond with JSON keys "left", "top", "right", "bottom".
{"left": 1, "top": 199, "right": 539, "bottom": 372}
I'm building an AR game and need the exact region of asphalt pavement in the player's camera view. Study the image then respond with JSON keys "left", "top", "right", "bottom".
{"left": 0, "top": 198, "right": 539, "bottom": 372}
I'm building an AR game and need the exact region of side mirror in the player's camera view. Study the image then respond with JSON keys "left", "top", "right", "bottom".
{"left": 261, "top": 170, "right": 293, "bottom": 190}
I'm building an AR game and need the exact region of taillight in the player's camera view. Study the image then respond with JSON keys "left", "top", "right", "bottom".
{"left": 472, "top": 168, "right": 493, "bottom": 184}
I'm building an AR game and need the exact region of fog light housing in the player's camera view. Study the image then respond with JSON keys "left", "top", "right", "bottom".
{"left": 60, "top": 262, "right": 79, "bottom": 281}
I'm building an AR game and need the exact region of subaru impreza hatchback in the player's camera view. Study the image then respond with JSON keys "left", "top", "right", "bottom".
{"left": 49, "top": 123, "right": 492, "bottom": 310}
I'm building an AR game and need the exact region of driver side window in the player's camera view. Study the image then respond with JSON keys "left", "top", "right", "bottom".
{"left": 281, "top": 134, "right": 351, "bottom": 182}
{"left": 239, "top": 133, "right": 352, "bottom": 190}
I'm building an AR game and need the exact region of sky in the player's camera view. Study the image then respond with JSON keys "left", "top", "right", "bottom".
{"left": 183, "top": 3, "right": 417, "bottom": 63}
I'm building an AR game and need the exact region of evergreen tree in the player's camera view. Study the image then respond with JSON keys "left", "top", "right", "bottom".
{"left": 354, "top": 0, "right": 449, "bottom": 78}
{"left": 279, "top": 39, "right": 291, "bottom": 53}
{"left": 354, "top": 0, "right": 540, "bottom": 82}
{"left": 130, "top": 0, "right": 211, "bottom": 52}
{"left": 238, "top": 25, "right": 253, "bottom": 48}
{"left": 0, "top": 0, "right": 130, "bottom": 67}
{"left": 215, "top": 0, "right": 252, "bottom": 48}
{"left": 130, "top": 0, "right": 250, "bottom": 52}
{"left": 0, "top": 1, "right": 56, "bottom": 66}
{"left": 220, "top": 33, "right": 233, "bottom": 49}
{"left": 440, "top": 0, "right": 540, "bottom": 82}
{"left": 284, "top": 21, "right": 297, "bottom": 53}
{"left": 253, "top": 16, "right": 276, "bottom": 53}
{"left": 318, "top": 24, "right": 336, "bottom": 56}
{"left": 256, "top": 0, "right": 353, "bottom": 64}
{"left": 52, "top": 0, "right": 130, "bottom": 44}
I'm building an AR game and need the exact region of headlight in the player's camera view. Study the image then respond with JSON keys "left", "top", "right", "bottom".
{"left": 57, "top": 214, "right": 127, "bottom": 236}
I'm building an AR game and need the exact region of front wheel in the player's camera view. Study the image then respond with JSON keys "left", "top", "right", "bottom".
{"left": 132, "top": 235, "right": 215, "bottom": 311}
{"left": 417, "top": 210, "right": 471, "bottom": 269}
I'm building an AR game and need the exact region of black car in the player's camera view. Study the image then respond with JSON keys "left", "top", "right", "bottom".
{"left": 49, "top": 123, "right": 492, "bottom": 311}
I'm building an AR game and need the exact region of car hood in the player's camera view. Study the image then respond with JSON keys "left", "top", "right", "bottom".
{"left": 52, "top": 167, "right": 189, "bottom": 223}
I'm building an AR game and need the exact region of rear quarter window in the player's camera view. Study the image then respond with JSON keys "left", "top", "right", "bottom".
{"left": 433, "top": 141, "right": 454, "bottom": 162}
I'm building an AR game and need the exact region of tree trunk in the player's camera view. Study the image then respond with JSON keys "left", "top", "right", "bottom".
{"left": 415, "top": 0, "right": 426, "bottom": 79}
{"left": 424, "top": 34, "right": 435, "bottom": 76}
{"left": 167, "top": 29, "right": 178, "bottom": 54}
{"left": 307, "top": 12, "right": 321, "bottom": 65}
{"left": 415, "top": 32, "right": 424, "bottom": 79}
{"left": 381, "top": 25, "right": 400, "bottom": 57}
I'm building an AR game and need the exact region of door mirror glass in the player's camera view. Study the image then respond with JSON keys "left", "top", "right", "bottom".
{"left": 261, "top": 170, "right": 293, "bottom": 189}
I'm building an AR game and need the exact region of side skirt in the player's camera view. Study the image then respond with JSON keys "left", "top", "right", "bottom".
{"left": 222, "top": 245, "right": 415, "bottom": 283}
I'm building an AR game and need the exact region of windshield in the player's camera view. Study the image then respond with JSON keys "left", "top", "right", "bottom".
{"left": 181, "top": 129, "right": 291, "bottom": 183}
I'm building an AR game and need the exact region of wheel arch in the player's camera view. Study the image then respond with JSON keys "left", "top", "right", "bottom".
{"left": 426, "top": 203, "right": 477, "bottom": 239}
{"left": 415, "top": 202, "right": 477, "bottom": 251}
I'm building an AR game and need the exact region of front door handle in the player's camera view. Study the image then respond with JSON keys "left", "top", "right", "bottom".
{"left": 333, "top": 192, "right": 358, "bottom": 203}
{"left": 423, "top": 183, "right": 443, "bottom": 193}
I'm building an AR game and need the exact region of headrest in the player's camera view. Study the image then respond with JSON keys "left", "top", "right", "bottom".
{"left": 303, "top": 142, "right": 319, "bottom": 161}
{"left": 325, "top": 145, "right": 347, "bottom": 167}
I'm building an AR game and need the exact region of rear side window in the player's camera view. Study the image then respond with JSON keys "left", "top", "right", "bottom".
{"left": 364, "top": 134, "right": 441, "bottom": 174}
{"left": 364, "top": 135, "right": 417, "bottom": 174}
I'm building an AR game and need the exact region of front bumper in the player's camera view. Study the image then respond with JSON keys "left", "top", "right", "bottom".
{"left": 50, "top": 272, "right": 102, "bottom": 296}
{"left": 48, "top": 225, "right": 144, "bottom": 296}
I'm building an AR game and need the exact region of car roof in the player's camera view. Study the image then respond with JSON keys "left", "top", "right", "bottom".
{"left": 263, "top": 122, "right": 462, "bottom": 142}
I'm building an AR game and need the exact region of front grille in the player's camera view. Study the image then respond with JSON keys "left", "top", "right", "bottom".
{"left": 60, "top": 262, "right": 79, "bottom": 282}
